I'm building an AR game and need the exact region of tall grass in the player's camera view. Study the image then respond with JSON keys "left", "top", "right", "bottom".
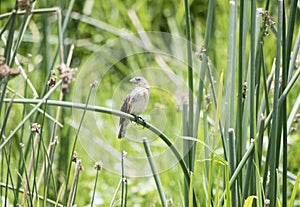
{"left": 0, "top": 0, "right": 299, "bottom": 206}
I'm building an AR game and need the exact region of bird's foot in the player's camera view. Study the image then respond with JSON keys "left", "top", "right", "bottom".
{"left": 132, "top": 114, "right": 147, "bottom": 127}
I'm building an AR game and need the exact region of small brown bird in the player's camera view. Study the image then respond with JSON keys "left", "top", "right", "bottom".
{"left": 118, "top": 77, "right": 150, "bottom": 138}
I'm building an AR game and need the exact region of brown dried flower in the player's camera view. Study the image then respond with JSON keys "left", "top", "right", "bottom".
{"left": 30, "top": 123, "right": 41, "bottom": 133}
{"left": 72, "top": 151, "right": 78, "bottom": 163}
{"left": 94, "top": 161, "right": 102, "bottom": 171}
{"left": 0, "top": 58, "right": 20, "bottom": 80}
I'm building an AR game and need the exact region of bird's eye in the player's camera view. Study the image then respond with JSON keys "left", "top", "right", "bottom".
{"left": 136, "top": 78, "right": 141, "bottom": 81}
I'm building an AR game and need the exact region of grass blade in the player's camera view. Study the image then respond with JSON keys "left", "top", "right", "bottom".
{"left": 143, "top": 138, "right": 168, "bottom": 207}
{"left": 266, "top": 1, "right": 283, "bottom": 206}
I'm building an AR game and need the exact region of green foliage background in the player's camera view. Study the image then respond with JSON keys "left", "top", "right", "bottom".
{"left": 0, "top": 0, "right": 299, "bottom": 206}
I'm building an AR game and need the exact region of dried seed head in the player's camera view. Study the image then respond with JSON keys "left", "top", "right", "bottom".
{"left": 17, "top": 0, "right": 33, "bottom": 12}
{"left": 94, "top": 161, "right": 103, "bottom": 171}
{"left": 48, "top": 70, "right": 57, "bottom": 87}
{"left": 0, "top": 63, "right": 20, "bottom": 80}
{"left": 90, "top": 80, "right": 98, "bottom": 88}
{"left": 242, "top": 82, "right": 248, "bottom": 100}
{"left": 79, "top": 163, "right": 84, "bottom": 171}
{"left": 260, "top": 9, "right": 275, "bottom": 38}
{"left": 50, "top": 137, "right": 59, "bottom": 146}
{"left": 48, "top": 77, "right": 56, "bottom": 87}
{"left": 168, "top": 198, "right": 173, "bottom": 206}
{"left": 0, "top": 64, "right": 10, "bottom": 79}
{"left": 57, "top": 64, "right": 77, "bottom": 93}
{"left": 122, "top": 150, "right": 127, "bottom": 157}
{"left": 264, "top": 199, "right": 270, "bottom": 207}
{"left": 72, "top": 151, "right": 78, "bottom": 163}
{"left": 30, "top": 123, "right": 41, "bottom": 133}
{"left": 293, "top": 114, "right": 300, "bottom": 123}
{"left": 195, "top": 45, "right": 206, "bottom": 61}
{"left": 290, "top": 127, "right": 297, "bottom": 134}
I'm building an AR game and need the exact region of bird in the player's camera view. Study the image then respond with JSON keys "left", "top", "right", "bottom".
{"left": 118, "top": 77, "right": 150, "bottom": 138}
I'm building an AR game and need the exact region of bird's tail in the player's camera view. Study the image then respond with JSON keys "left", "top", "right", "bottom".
{"left": 118, "top": 124, "right": 126, "bottom": 139}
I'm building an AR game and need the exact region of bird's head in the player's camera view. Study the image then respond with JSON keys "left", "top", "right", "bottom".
{"left": 130, "top": 77, "right": 149, "bottom": 88}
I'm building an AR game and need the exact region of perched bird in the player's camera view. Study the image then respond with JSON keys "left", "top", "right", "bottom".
{"left": 118, "top": 77, "right": 150, "bottom": 138}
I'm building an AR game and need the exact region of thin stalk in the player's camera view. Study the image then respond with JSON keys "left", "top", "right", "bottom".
{"left": 0, "top": 11, "right": 14, "bottom": 36}
{"left": 20, "top": 147, "right": 33, "bottom": 206}
{"left": 3, "top": 98, "right": 191, "bottom": 185}
{"left": 264, "top": 65, "right": 300, "bottom": 129}
{"left": 266, "top": 1, "right": 283, "bottom": 206}
{"left": 0, "top": 80, "right": 62, "bottom": 150}
{"left": 183, "top": 1, "right": 196, "bottom": 204}
{"left": 228, "top": 128, "right": 237, "bottom": 207}
{"left": 193, "top": 3, "right": 215, "bottom": 203}
{"left": 288, "top": 28, "right": 300, "bottom": 81}
{"left": 183, "top": 0, "right": 194, "bottom": 139}
{"left": 0, "top": 10, "right": 16, "bottom": 117}
{"left": 207, "top": 151, "right": 214, "bottom": 207}
{"left": 278, "top": 66, "right": 300, "bottom": 104}
{"left": 91, "top": 169, "right": 100, "bottom": 207}
{"left": 242, "top": 0, "right": 257, "bottom": 200}
{"left": 236, "top": 0, "right": 248, "bottom": 192}
{"left": 220, "top": 140, "right": 255, "bottom": 204}
{"left": 2, "top": 141, "right": 16, "bottom": 206}
{"left": 193, "top": 0, "right": 215, "bottom": 138}
{"left": 257, "top": 115, "right": 265, "bottom": 167}
{"left": 39, "top": 0, "right": 75, "bottom": 98}
{"left": 14, "top": 84, "right": 30, "bottom": 206}
{"left": 143, "top": 139, "right": 168, "bottom": 207}
{"left": 182, "top": 101, "right": 189, "bottom": 207}
{"left": 42, "top": 30, "right": 70, "bottom": 203}
{"left": 32, "top": 101, "right": 48, "bottom": 205}
{"left": 285, "top": 0, "right": 298, "bottom": 77}
{"left": 224, "top": 0, "right": 237, "bottom": 145}
{"left": 288, "top": 173, "right": 300, "bottom": 207}
{"left": 249, "top": 0, "right": 256, "bottom": 159}
{"left": 23, "top": 131, "right": 40, "bottom": 204}
{"left": 206, "top": 61, "right": 226, "bottom": 159}
{"left": 254, "top": 139, "right": 264, "bottom": 207}
{"left": 10, "top": 11, "right": 32, "bottom": 67}
{"left": 64, "top": 80, "right": 95, "bottom": 204}
{"left": 3, "top": 10, "right": 16, "bottom": 65}
{"left": 287, "top": 94, "right": 300, "bottom": 131}
{"left": 203, "top": 109, "right": 213, "bottom": 206}
{"left": 0, "top": 8, "right": 60, "bottom": 20}
{"left": 67, "top": 160, "right": 82, "bottom": 207}
{"left": 121, "top": 150, "right": 126, "bottom": 207}
{"left": 109, "top": 178, "right": 123, "bottom": 207}
{"left": 5, "top": 87, "right": 62, "bottom": 126}
{"left": 225, "top": 164, "right": 231, "bottom": 207}
{"left": 281, "top": 2, "right": 288, "bottom": 207}
{"left": 260, "top": 45, "right": 271, "bottom": 119}
{"left": 124, "top": 178, "right": 128, "bottom": 207}
{"left": 0, "top": 94, "right": 15, "bottom": 146}
{"left": 242, "top": 143, "right": 255, "bottom": 203}
{"left": 0, "top": 183, "right": 64, "bottom": 206}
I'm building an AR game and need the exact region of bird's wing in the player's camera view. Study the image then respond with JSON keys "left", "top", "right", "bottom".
{"left": 120, "top": 94, "right": 131, "bottom": 113}
{"left": 119, "top": 94, "right": 132, "bottom": 125}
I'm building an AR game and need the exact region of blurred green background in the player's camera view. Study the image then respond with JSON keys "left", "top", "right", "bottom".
{"left": 0, "top": 0, "right": 299, "bottom": 206}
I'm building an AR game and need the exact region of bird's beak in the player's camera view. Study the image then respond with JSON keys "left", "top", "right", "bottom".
{"left": 129, "top": 78, "right": 137, "bottom": 84}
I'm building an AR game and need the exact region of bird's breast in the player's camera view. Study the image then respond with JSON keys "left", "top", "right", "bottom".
{"left": 130, "top": 87, "right": 149, "bottom": 115}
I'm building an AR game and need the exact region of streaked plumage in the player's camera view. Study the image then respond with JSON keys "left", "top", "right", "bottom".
{"left": 118, "top": 77, "right": 150, "bottom": 138}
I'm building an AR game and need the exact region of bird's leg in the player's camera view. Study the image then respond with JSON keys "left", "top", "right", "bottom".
{"left": 132, "top": 114, "right": 147, "bottom": 127}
